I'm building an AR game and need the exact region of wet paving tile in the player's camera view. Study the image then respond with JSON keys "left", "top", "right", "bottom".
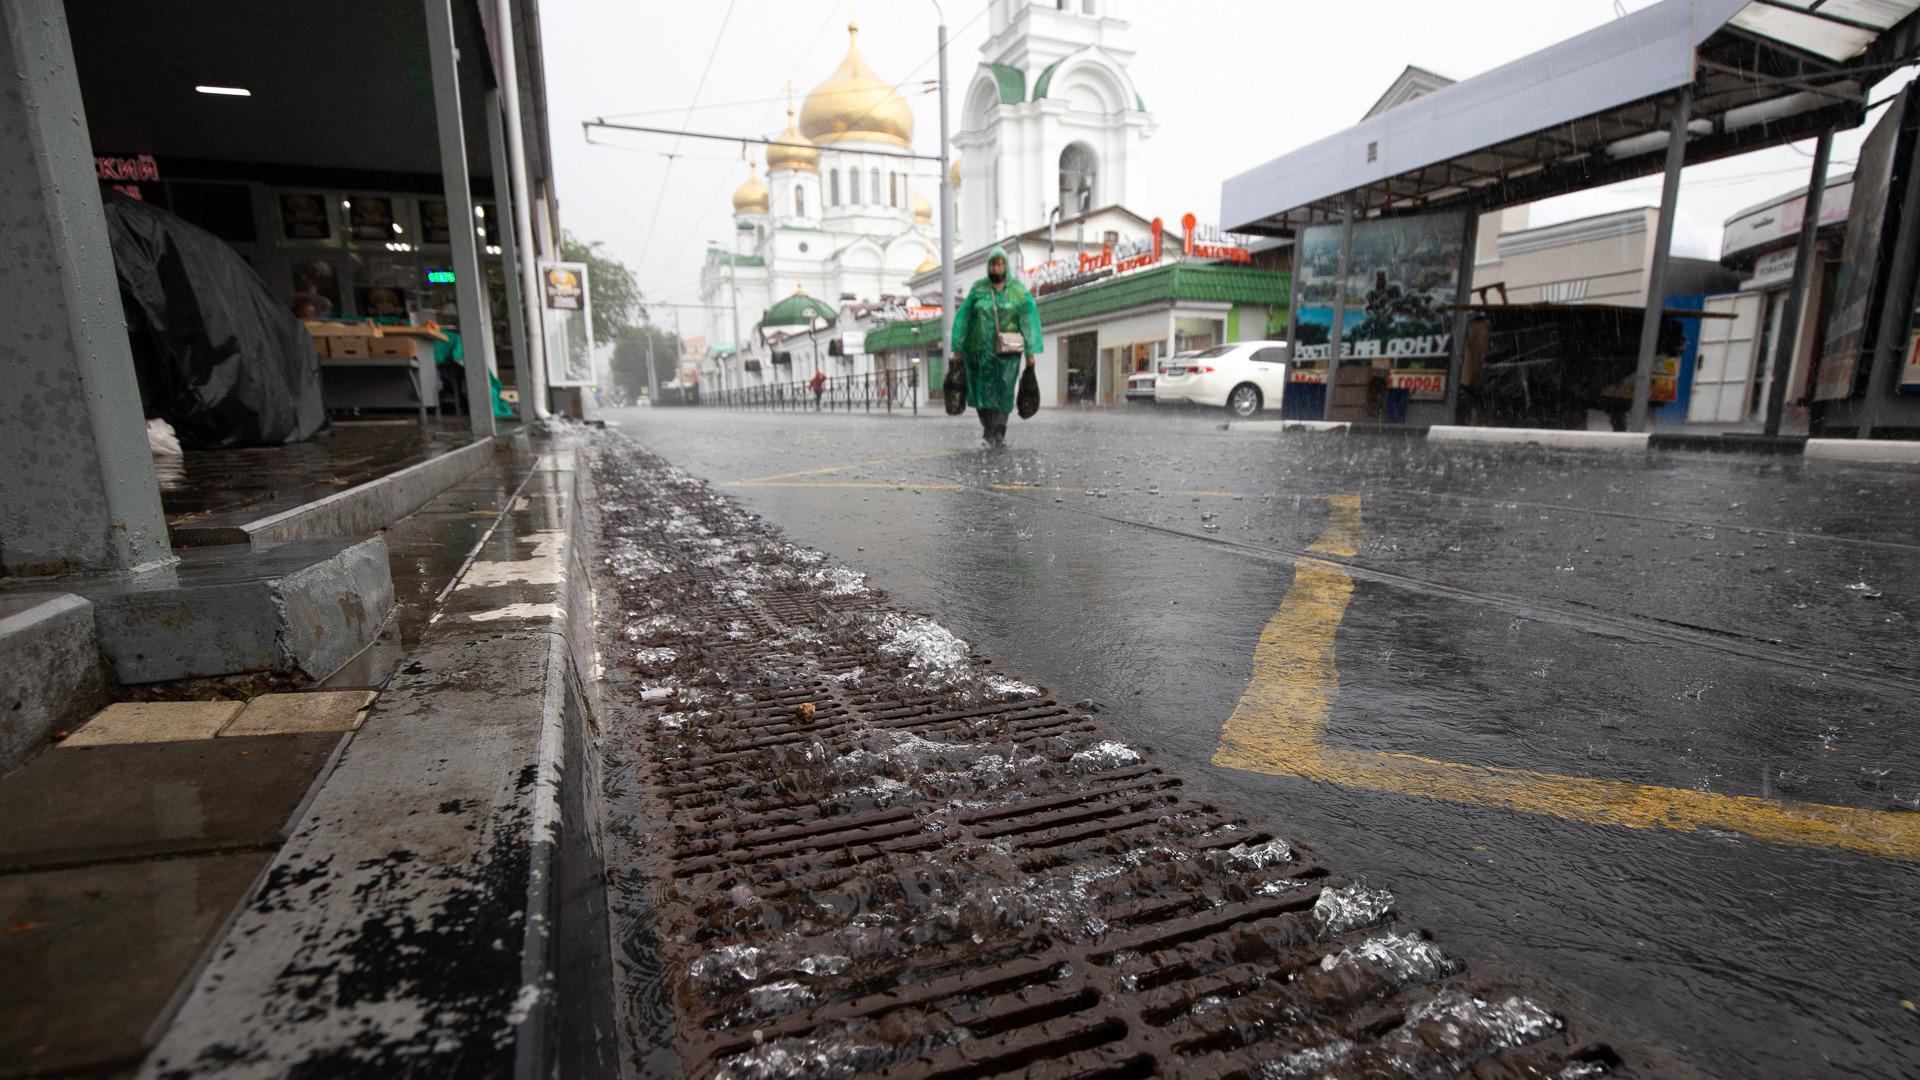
{"left": 62, "top": 701, "right": 243, "bottom": 746}
{"left": 221, "top": 692, "right": 375, "bottom": 737}
{"left": 0, "top": 733, "right": 341, "bottom": 870}
{"left": 0, "top": 852, "right": 271, "bottom": 1077}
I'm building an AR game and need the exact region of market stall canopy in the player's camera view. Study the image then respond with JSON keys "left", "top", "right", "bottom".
{"left": 1222, "top": 0, "right": 1920, "bottom": 235}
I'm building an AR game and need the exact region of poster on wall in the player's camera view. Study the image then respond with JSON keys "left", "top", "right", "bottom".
{"left": 278, "top": 193, "right": 331, "bottom": 240}
{"left": 541, "top": 260, "right": 595, "bottom": 386}
{"left": 1816, "top": 87, "right": 1912, "bottom": 401}
{"left": 1294, "top": 212, "right": 1464, "bottom": 399}
{"left": 347, "top": 196, "right": 396, "bottom": 241}
{"left": 419, "top": 199, "right": 452, "bottom": 244}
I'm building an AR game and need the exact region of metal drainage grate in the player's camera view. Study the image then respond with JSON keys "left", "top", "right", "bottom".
{"left": 593, "top": 443, "right": 1624, "bottom": 1080}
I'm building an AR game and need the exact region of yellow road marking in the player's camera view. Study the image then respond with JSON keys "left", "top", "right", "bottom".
{"left": 728, "top": 481, "right": 972, "bottom": 491}
{"left": 1214, "top": 496, "right": 1920, "bottom": 861}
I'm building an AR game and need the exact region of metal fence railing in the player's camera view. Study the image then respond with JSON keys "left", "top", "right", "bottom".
{"left": 704, "top": 368, "right": 921, "bottom": 416}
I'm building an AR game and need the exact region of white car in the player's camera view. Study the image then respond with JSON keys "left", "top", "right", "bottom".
{"left": 1153, "top": 340, "right": 1291, "bottom": 417}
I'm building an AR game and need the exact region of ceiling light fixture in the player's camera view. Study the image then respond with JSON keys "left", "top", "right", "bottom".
{"left": 194, "top": 85, "right": 252, "bottom": 97}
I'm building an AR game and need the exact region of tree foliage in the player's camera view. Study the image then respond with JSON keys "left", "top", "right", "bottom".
{"left": 560, "top": 231, "right": 643, "bottom": 345}
{"left": 610, "top": 325, "right": 681, "bottom": 398}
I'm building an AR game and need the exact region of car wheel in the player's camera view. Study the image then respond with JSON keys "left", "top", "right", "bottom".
{"left": 1227, "top": 383, "right": 1262, "bottom": 417}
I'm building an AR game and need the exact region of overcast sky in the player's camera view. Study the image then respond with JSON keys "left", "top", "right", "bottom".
{"left": 537, "top": 0, "right": 1913, "bottom": 317}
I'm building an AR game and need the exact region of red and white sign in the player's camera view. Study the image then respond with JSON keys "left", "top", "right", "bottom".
{"left": 1289, "top": 366, "right": 1448, "bottom": 401}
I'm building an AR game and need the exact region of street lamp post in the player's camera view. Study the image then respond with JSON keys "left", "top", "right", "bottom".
{"left": 931, "top": 0, "right": 955, "bottom": 385}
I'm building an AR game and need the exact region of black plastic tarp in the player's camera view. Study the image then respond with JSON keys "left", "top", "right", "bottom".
{"left": 103, "top": 190, "right": 325, "bottom": 448}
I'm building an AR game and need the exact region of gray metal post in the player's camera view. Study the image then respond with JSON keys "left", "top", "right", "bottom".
{"left": 0, "top": 0, "right": 172, "bottom": 577}
{"left": 423, "top": 0, "right": 495, "bottom": 438}
{"left": 484, "top": 89, "right": 530, "bottom": 397}
{"left": 1631, "top": 87, "right": 1692, "bottom": 433}
{"left": 643, "top": 332, "right": 659, "bottom": 404}
{"left": 1446, "top": 210, "right": 1481, "bottom": 422}
{"left": 1763, "top": 131, "right": 1833, "bottom": 436}
{"left": 1321, "top": 197, "right": 1354, "bottom": 420}
{"left": 937, "top": 15, "right": 956, "bottom": 390}
{"left": 1857, "top": 115, "right": 1920, "bottom": 438}
{"left": 495, "top": 0, "right": 550, "bottom": 419}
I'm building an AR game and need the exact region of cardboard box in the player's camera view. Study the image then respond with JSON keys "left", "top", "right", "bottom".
{"left": 329, "top": 336, "right": 371, "bottom": 358}
{"left": 371, "top": 336, "right": 414, "bottom": 359}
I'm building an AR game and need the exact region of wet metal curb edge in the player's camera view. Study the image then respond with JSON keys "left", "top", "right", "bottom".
{"left": 141, "top": 442, "right": 618, "bottom": 1079}
{"left": 1229, "top": 419, "right": 1920, "bottom": 462}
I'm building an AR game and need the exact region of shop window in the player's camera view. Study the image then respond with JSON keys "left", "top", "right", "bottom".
{"left": 1059, "top": 143, "right": 1097, "bottom": 214}
{"left": 1175, "top": 316, "right": 1224, "bottom": 354}
{"left": 830, "top": 170, "right": 841, "bottom": 206}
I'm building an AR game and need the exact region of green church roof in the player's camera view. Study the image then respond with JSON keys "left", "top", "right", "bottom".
{"left": 982, "top": 63, "right": 1025, "bottom": 104}
{"left": 761, "top": 290, "right": 837, "bottom": 328}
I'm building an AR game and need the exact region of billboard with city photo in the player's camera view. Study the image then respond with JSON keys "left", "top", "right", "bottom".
{"left": 1294, "top": 211, "right": 1465, "bottom": 399}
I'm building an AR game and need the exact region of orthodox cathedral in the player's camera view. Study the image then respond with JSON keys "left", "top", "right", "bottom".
{"left": 698, "top": 0, "right": 1153, "bottom": 380}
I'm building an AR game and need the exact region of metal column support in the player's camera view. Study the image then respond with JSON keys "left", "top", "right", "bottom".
{"left": 1446, "top": 210, "right": 1482, "bottom": 423}
{"left": 423, "top": 0, "right": 495, "bottom": 439}
{"left": 0, "top": 0, "right": 173, "bottom": 576}
{"left": 485, "top": 89, "right": 531, "bottom": 398}
{"left": 1320, "top": 198, "right": 1354, "bottom": 421}
{"left": 1631, "top": 86, "right": 1692, "bottom": 433}
{"left": 1763, "top": 130, "right": 1833, "bottom": 436}
{"left": 497, "top": 0, "right": 551, "bottom": 420}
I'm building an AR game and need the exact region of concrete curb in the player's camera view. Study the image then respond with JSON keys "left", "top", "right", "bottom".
{"left": 0, "top": 593, "right": 104, "bottom": 772}
{"left": 141, "top": 441, "right": 616, "bottom": 1078}
{"left": 173, "top": 437, "right": 499, "bottom": 547}
{"left": 1229, "top": 419, "right": 1920, "bottom": 461}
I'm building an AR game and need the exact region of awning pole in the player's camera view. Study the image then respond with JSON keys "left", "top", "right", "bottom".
{"left": 1763, "top": 129, "right": 1833, "bottom": 437}
{"left": 1631, "top": 87, "right": 1691, "bottom": 434}
{"left": 1321, "top": 196, "right": 1354, "bottom": 421}
{"left": 423, "top": 0, "right": 495, "bottom": 439}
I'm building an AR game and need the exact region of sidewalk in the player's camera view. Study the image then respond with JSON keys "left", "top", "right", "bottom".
{"left": 0, "top": 436, "right": 545, "bottom": 1078}
{"left": 1229, "top": 418, "right": 1920, "bottom": 462}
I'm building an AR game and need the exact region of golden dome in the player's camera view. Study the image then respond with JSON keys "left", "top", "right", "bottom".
{"left": 732, "top": 161, "right": 769, "bottom": 215}
{"left": 766, "top": 94, "right": 818, "bottom": 173}
{"left": 800, "top": 21, "right": 913, "bottom": 148}
{"left": 915, "top": 254, "right": 937, "bottom": 275}
{"left": 912, "top": 191, "right": 932, "bottom": 224}
{"left": 950, "top": 157, "right": 961, "bottom": 190}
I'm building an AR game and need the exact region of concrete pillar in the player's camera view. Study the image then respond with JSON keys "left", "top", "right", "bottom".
{"left": 484, "top": 89, "right": 531, "bottom": 401}
{"left": 423, "top": 0, "right": 496, "bottom": 439}
{"left": 1445, "top": 210, "right": 1481, "bottom": 422}
{"left": 1630, "top": 87, "right": 1691, "bottom": 433}
{"left": 0, "top": 0, "right": 173, "bottom": 577}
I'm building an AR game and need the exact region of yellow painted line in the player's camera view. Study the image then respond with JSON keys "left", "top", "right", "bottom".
{"left": 1214, "top": 495, "right": 1920, "bottom": 861}
{"left": 730, "top": 449, "right": 968, "bottom": 486}
{"left": 990, "top": 483, "right": 1338, "bottom": 500}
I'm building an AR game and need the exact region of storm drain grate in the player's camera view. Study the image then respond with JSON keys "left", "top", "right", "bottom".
{"left": 593, "top": 440, "right": 1624, "bottom": 1080}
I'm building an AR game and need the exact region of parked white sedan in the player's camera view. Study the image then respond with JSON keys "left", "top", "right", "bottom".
{"left": 1153, "top": 341, "right": 1291, "bottom": 417}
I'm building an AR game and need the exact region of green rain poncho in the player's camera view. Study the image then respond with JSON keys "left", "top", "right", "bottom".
{"left": 950, "top": 246, "right": 1041, "bottom": 412}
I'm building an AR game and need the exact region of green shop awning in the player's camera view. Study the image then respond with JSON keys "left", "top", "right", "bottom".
{"left": 1035, "top": 263, "right": 1289, "bottom": 327}
{"left": 863, "top": 319, "right": 944, "bottom": 354}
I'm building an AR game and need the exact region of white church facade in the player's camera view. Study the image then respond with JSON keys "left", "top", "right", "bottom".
{"left": 697, "top": 0, "right": 1157, "bottom": 395}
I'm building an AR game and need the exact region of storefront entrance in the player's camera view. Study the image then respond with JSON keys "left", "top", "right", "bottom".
{"left": 1064, "top": 332, "right": 1099, "bottom": 404}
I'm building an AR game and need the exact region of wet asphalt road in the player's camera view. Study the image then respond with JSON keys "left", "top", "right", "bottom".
{"left": 604, "top": 403, "right": 1920, "bottom": 1079}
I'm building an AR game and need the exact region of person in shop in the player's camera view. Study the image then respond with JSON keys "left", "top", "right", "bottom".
{"left": 950, "top": 245, "right": 1040, "bottom": 447}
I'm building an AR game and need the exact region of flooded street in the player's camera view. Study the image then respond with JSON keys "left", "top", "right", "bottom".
{"left": 606, "top": 405, "right": 1920, "bottom": 1079}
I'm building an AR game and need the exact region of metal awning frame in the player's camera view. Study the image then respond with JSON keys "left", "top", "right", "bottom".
{"left": 1229, "top": 4, "right": 1920, "bottom": 236}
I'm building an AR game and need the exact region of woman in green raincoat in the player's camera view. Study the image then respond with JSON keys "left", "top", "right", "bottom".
{"left": 950, "top": 246, "right": 1040, "bottom": 446}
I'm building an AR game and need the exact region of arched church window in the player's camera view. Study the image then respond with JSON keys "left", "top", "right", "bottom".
{"left": 870, "top": 168, "right": 881, "bottom": 205}
{"left": 889, "top": 173, "right": 898, "bottom": 208}
{"left": 1059, "top": 143, "right": 1098, "bottom": 215}
{"left": 830, "top": 170, "right": 840, "bottom": 206}
{"left": 1083, "top": 0, "right": 1097, "bottom": 13}
{"left": 850, "top": 169, "right": 860, "bottom": 205}
{"left": 796, "top": 185, "right": 806, "bottom": 217}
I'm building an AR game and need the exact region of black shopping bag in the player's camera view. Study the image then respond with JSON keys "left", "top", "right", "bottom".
{"left": 1016, "top": 362, "right": 1039, "bottom": 419}
{"left": 944, "top": 359, "right": 967, "bottom": 415}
